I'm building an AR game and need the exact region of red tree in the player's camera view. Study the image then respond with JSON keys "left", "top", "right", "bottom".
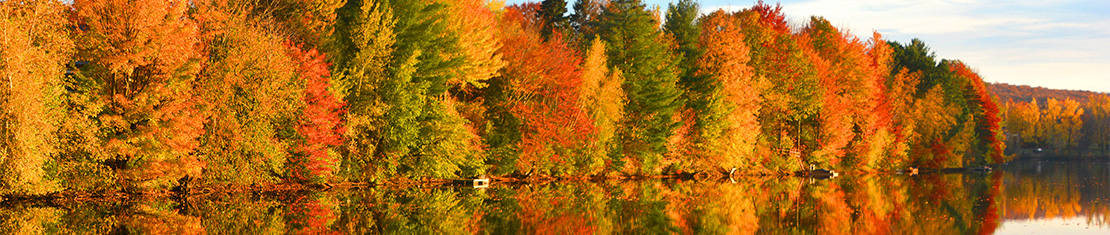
{"left": 287, "top": 43, "right": 346, "bottom": 181}
{"left": 497, "top": 4, "right": 596, "bottom": 175}
{"left": 950, "top": 61, "right": 1005, "bottom": 163}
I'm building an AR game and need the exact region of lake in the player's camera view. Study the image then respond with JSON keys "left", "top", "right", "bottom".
{"left": 2, "top": 159, "right": 1107, "bottom": 234}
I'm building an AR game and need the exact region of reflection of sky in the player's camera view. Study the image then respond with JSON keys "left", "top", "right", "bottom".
{"left": 505, "top": 0, "right": 1110, "bottom": 93}
{"left": 997, "top": 216, "right": 1110, "bottom": 234}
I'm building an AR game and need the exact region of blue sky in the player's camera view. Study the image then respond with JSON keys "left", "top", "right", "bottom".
{"left": 505, "top": 0, "right": 1110, "bottom": 93}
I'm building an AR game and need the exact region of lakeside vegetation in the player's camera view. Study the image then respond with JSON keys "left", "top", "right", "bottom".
{"left": 2, "top": 0, "right": 1010, "bottom": 195}
{"left": 991, "top": 83, "right": 1110, "bottom": 157}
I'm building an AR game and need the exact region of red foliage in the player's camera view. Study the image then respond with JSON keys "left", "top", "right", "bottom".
{"left": 500, "top": 4, "right": 597, "bottom": 171}
{"left": 975, "top": 171, "right": 1003, "bottom": 235}
{"left": 950, "top": 62, "right": 1004, "bottom": 162}
{"left": 287, "top": 43, "right": 346, "bottom": 181}
{"left": 288, "top": 195, "right": 340, "bottom": 235}
{"left": 750, "top": 0, "right": 790, "bottom": 34}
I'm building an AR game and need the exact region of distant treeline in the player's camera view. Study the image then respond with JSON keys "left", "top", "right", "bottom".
{"left": 1001, "top": 92, "right": 1110, "bottom": 157}
{"left": 0, "top": 0, "right": 1004, "bottom": 195}
{"left": 989, "top": 82, "right": 1106, "bottom": 104}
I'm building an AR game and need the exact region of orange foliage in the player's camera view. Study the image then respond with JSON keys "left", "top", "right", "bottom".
{"left": 499, "top": 4, "right": 596, "bottom": 174}
{"left": 691, "top": 10, "right": 764, "bottom": 171}
{"left": 74, "top": 0, "right": 207, "bottom": 188}
{"left": 288, "top": 43, "right": 346, "bottom": 181}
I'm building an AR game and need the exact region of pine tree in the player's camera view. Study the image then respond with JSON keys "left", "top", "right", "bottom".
{"left": 663, "top": 0, "right": 702, "bottom": 88}
{"left": 596, "top": 0, "right": 684, "bottom": 174}
{"left": 537, "top": 0, "right": 569, "bottom": 40}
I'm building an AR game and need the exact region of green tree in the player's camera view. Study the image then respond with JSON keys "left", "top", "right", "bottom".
{"left": 537, "top": 0, "right": 569, "bottom": 40}
{"left": 663, "top": 0, "right": 702, "bottom": 89}
{"left": 331, "top": 0, "right": 482, "bottom": 180}
{"left": 596, "top": 0, "right": 684, "bottom": 174}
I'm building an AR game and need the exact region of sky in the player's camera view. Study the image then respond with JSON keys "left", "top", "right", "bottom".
{"left": 504, "top": 0, "right": 1110, "bottom": 93}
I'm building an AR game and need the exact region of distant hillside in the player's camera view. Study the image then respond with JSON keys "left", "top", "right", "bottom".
{"left": 988, "top": 82, "right": 1106, "bottom": 104}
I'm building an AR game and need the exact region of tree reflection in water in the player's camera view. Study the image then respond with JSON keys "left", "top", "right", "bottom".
{"left": 1, "top": 160, "right": 1107, "bottom": 234}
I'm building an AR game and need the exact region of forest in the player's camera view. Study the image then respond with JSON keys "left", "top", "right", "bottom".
{"left": 0, "top": 0, "right": 1007, "bottom": 195}
{"left": 996, "top": 84, "right": 1110, "bottom": 157}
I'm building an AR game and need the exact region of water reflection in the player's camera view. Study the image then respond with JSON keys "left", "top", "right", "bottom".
{"left": 1, "top": 160, "right": 1107, "bottom": 234}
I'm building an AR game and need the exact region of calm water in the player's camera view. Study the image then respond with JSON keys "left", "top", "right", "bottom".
{"left": 2, "top": 160, "right": 1107, "bottom": 234}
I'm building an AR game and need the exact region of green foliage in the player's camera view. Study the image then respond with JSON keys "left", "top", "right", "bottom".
{"left": 537, "top": 0, "right": 569, "bottom": 40}
{"left": 193, "top": 3, "right": 304, "bottom": 185}
{"left": 597, "top": 0, "right": 684, "bottom": 174}
{"left": 663, "top": 0, "right": 702, "bottom": 87}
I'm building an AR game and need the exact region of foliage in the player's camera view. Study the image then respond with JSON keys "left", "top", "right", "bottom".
{"left": 596, "top": 0, "right": 684, "bottom": 174}
{"left": 288, "top": 44, "right": 346, "bottom": 182}
{"left": 0, "top": 1, "right": 1027, "bottom": 192}
{"left": 685, "top": 10, "right": 764, "bottom": 172}
{"left": 0, "top": 0, "right": 71, "bottom": 195}
{"left": 73, "top": 0, "right": 207, "bottom": 190}
{"left": 192, "top": 1, "right": 304, "bottom": 186}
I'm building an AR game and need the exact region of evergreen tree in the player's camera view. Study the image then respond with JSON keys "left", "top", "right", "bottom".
{"left": 537, "top": 0, "right": 569, "bottom": 40}
{"left": 597, "top": 0, "right": 684, "bottom": 174}
{"left": 663, "top": 0, "right": 702, "bottom": 88}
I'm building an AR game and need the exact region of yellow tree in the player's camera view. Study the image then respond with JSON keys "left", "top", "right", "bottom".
{"left": 0, "top": 0, "right": 72, "bottom": 194}
{"left": 578, "top": 39, "right": 625, "bottom": 172}
{"left": 1085, "top": 94, "right": 1110, "bottom": 155}
{"left": 690, "top": 10, "right": 765, "bottom": 172}
{"left": 1042, "top": 98, "right": 1084, "bottom": 154}
{"left": 440, "top": 0, "right": 506, "bottom": 90}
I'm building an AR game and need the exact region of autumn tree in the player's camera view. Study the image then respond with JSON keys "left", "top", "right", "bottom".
{"left": 949, "top": 61, "right": 1006, "bottom": 163}
{"left": 0, "top": 0, "right": 71, "bottom": 194}
{"left": 849, "top": 32, "right": 901, "bottom": 171}
{"left": 578, "top": 39, "right": 625, "bottom": 174}
{"left": 686, "top": 10, "right": 764, "bottom": 172}
{"left": 800, "top": 16, "right": 873, "bottom": 168}
{"left": 596, "top": 0, "right": 684, "bottom": 174}
{"left": 441, "top": 0, "right": 506, "bottom": 90}
{"left": 736, "top": 1, "right": 821, "bottom": 171}
{"left": 485, "top": 4, "right": 598, "bottom": 176}
{"left": 73, "top": 0, "right": 207, "bottom": 189}
{"left": 1084, "top": 94, "right": 1110, "bottom": 155}
{"left": 241, "top": 0, "right": 345, "bottom": 48}
{"left": 1042, "top": 98, "right": 1084, "bottom": 154}
{"left": 190, "top": 1, "right": 305, "bottom": 186}
{"left": 287, "top": 44, "right": 346, "bottom": 182}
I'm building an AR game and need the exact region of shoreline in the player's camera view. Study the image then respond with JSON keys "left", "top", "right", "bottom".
{"left": 0, "top": 165, "right": 1028, "bottom": 205}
